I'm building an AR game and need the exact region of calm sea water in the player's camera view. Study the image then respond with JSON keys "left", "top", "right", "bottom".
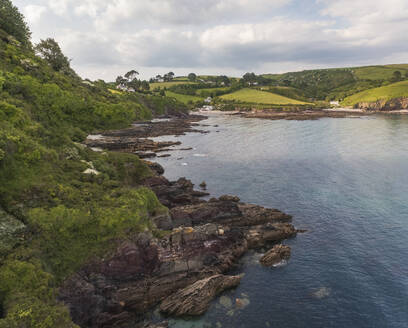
{"left": 152, "top": 113, "right": 408, "bottom": 328}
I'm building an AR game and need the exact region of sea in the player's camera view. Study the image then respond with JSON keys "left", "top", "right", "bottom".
{"left": 151, "top": 112, "right": 408, "bottom": 328}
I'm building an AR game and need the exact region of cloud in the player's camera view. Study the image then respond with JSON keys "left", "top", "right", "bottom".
{"left": 12, "top": 0, "right": 408, "bottom": 80}
{"left": 23, "top": 5, "right": 47, "bottom": 24}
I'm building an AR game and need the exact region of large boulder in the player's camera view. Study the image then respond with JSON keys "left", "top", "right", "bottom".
{"left": 260, "top": 244, "right": 291, "bottom": 266}
{"left": 160, "top": 274, "right": 241, "bottom": 316}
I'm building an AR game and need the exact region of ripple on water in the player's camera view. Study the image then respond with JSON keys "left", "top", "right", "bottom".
{"left": 155, "top": 113, "right": 408, "bottom": 328}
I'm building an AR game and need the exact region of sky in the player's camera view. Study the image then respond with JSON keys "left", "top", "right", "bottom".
{"left": 13, "top": 0, "right": 408, "bottom": 81}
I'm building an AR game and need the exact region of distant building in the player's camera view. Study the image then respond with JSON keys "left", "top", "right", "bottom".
{"left": 204, "top": 97, "right": 212, "bottom": 104}
{"left": 201, "top": 105, "right": 214, "bottom": 111}
{"left": 330, "top": 101, "right": 340, "bottom": 107}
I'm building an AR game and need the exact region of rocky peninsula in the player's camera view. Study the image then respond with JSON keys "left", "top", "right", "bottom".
{"left": 60, "top": 114, "right": 299, "bottom": 328}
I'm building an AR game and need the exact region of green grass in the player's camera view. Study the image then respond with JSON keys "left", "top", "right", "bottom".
{"left": 196, "top": 87, "right": 230, "bottom": 96}
{"left": 342, "top": 80, "right": 408, "bottom": 106}
{"left": 150, "top": 81, "right": 196, "bottom": 89}
{"left": 352, "top": 66, "right": 407, "bottom": 80}
{"left": 165, "top": 91, "right": 204, "bottom": 104}
{"left": 219, "top": 88, "right": 309, "bottom": 105}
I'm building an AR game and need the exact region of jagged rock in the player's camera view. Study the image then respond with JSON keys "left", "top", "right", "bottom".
{"left": 160, "top": 275, "right": 241, "bottom": 316}
{"left": 246, "top": 224, "right": 296, "bottom": 248}
{"left": 152, "top": 213, "right": 173, "bottom": 230}
{"left": 143, "top": 161, "right": 165, "bottom": 175}
{"left": 199, "top": 181, "right": 207, "bottom": 190}
{"left": 260, "top": 244, "right": 291, "bottom": 266}
{"left": 219, "top": 195, "right": 240, "bottom": 202}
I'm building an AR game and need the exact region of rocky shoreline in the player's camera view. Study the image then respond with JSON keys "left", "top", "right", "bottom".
{"left": 60, "top": 114, "right": 299, "bottom": 328}
{"left": 230, "top": 109, "right": 363, "bottom": 121}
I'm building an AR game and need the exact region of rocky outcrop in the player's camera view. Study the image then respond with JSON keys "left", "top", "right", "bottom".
{"left": 260, "top": 244, "right": 291, "bottom": 266}
{"left": 238, "top": 109, "right": 360, "bottom": 121}
{"left": 355, "top": 97, "right": 408, "bottom": 111}
{"left": 160, "top": 274, "right": 241, "bottom": 316}
{"left": 59, "top": 184, "right": 296, "bottom": 327}
{"left": 85, "top": 116, "right": 208, "bottom": 158}
{"left": 70, "top": 116, "right": 299, "bottom": 327}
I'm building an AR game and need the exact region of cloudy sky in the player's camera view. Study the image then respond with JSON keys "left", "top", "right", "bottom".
{"left": 13, "top": 0, "right": 408, "bottom": 81}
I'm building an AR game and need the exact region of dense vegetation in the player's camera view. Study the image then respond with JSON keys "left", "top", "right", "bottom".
{"left": 0, "top": 6, "right": 187, "bottom": 326}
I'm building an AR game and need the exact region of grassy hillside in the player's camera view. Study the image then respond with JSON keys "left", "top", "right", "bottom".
{"left": 261, "top": 65, "right": 408, "bottom": 101}
{"left": 150, "top": 81, "right": 196, "bottom": 90}
{"left": 342, "top": 80, "right": 408, "bottom": 106}
{"left": 219, "top": 88, "right": 309, "bottom": 105}
{"left": 0, "top": 21, "right": 187, "bottom": 327}
{"left": 165, "top": 91, "right": 204, "bottom": 104}
{"left": 352, "top": 66, "right": 408, "bottom": 80}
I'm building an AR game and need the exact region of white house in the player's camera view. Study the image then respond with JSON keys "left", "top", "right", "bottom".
{"left": 204, "top": 97, "right": 212, "bottom": 104}
{"left": 330, "top": 101, "right": 340, "bottom": 107}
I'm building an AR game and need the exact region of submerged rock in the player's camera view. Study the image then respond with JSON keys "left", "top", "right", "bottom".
{"left": 235, "top": 297, "right": 250, "bottom": 309}
{"left": 312, "top": 287, "right": 331, "bottom": 299}
{"left": 260, "top": 245, "right": 291, "bottom": 266}
{"left": 160, "top": 274, "right": 241, "bottom": 316}
{"left": 219, "top": 296, "right": 233, "bottom": 309}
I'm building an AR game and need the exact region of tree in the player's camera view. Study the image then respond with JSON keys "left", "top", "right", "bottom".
{"left": 124, "top": 70, "right": 139, "bottom": 81}
{"left": 115, "top": 76, "right": 127, "bottom": 89}
{"left": 127, "top": 78, "right": 141, "bottom": 91}
{"left": 141, "top": 80, "right": 150, "bottom": 91}
{"left": 0, "top": 0, "right": 31, "bottom": 44}
{"left": 392, "top": 71, "right": 402, "bottom": 82}
{"left": 164, "top": 72, "right": 175, "bottom": 82}
{"left": 217, "top": 75, "right": 230, "bottom": 86}
{"left": 35, "top": 38, "right": 74, "bottom": 75}
{"left": 242, "top": 72, "right": 257, "bottom": 84}
{"left": 188, "top": 73, "right": 197, "bottom": 82}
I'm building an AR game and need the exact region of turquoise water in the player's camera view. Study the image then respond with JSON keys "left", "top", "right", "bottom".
{"left": 153, "top": 113, "right": 408, "bottom": 328}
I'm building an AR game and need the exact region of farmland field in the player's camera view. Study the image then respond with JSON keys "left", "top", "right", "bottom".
{"left": 165, "top": 91, "right": 204, "bottom": 104}
{"left": 219, "top": 88, "right": 309, "bottom": 105}
{"left": 150, "top": 81, "right": 196, "bottom": 89}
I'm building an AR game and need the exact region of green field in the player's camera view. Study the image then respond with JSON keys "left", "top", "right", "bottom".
{"left": 196, "top": 87, "right": 230, "bottom": 96}
{"left": 219, "top": 88, "right": 309, "bottom": 105}
{"left": 150, "top": 81, "right": 196, "bottom": 89}
{"left": 342, "top": 80, "right": 408, "bottom": 106}
{"left": 165, "top": 91, "right": 204, "bottom": 104}
{"left": 352, "top": 66, "right": 408, "bottom": 80}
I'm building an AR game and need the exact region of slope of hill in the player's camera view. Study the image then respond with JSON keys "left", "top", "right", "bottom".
{"left": 220, "top": 88, "right": 310, "bottom": 105}
{"left": 0, "top": 22, "right": 187, "bottom": 327}
{"left": 342, "top": 80, "right": 408, "bottom": 106}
